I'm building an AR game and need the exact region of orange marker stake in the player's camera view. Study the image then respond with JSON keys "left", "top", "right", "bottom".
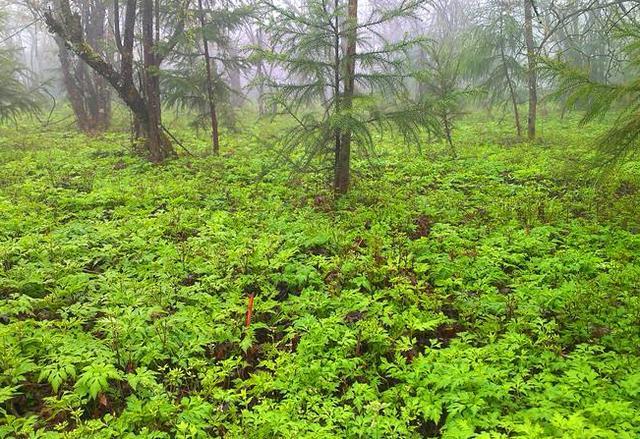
{"left": 245, "top": 293, "right": 255, "bottom": 328}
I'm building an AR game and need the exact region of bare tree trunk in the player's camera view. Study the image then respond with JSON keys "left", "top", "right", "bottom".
{"left": 197, "top": 0, "right": 220, "bottom": 154}
{"left": 335, "top": 0, "right": 357, "bottom": 194}
{"left": 524, "top": 0, "right": 537, "bottom": 140}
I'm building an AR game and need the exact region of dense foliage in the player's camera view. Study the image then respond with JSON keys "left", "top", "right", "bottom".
{"left": 1, "top": 117, "right": 639, "bottom": 438}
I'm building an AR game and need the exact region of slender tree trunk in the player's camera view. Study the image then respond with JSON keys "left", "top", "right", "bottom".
{"left": 524, "top": 0, "right": 537, "bottom": 140}
{"left": 255, "top": 59, "right": 264, "bottom": 116}
{"left": 333, "top": 0, "right": 341, "bottom": 187}
{"left": 198, "top": 0, "right": 220, "bottom": 154}
{"left": 255, "top": 28, "right": 266, "bottom": 115}
{"left": 335, "top": 0, "right": 357, "bottom": 194}
{"left": 443, "top": 114, "right": 455, "bottom": 153}
{"left": 256, "top": 60, "right": 265, "bottom": 115}
{"left": 225, "top": 35, "right": 240, "bottom": 130}
{"left": 228, "top": 64, "right": 243, "bottom": 108}
{"left": 499, "top": 40, "right": 522, "bottom": 137}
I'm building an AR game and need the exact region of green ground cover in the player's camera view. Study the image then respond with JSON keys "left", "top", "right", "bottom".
{"left": 1, "top": 117, "right": 639, "bottom": 438}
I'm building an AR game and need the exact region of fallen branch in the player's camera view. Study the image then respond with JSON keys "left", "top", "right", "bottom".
{"left": 161, "top": 124, "right": 194, "bottom": 156}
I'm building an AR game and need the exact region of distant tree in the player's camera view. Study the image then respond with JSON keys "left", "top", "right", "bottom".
{"left": 0, "top": 13, "right": 41, "bottom": 122}
{"left": 524, "top": 0, "right": 640, "bottom": 139}
{"left": 471, "top": 0, "right": 536, "bottom": 139}
{"left": 163, "top": 0, "right": 250, "bottom": 154}
{"left": 261, "top": 0, "right": 439, "bottom": 193}
{"left": 197, "top": 0, "right": 221, "bottom": 154}
{"left": 467, "top": 1, "right": 525, "bottom": 137}
{"left": 548, "top": 20, "right": 640, "bottom": 164}
{"left": 22, "top": 0, "right": 113, "bottom": 133}
{"left": 43, "top": 0, "right": 187, "bottom": 162}
{"left": 247, "top": 25, "right": 276, "bottom": 116}
{"left": 51, "top": 0, "right": 111, "bottom": 133}
{"left": 463, "top": 0, "right": 633, "bottom": 141}
{"left": 415, "top": 40, "right": 470, "bottom": 153}
{"left": 411, "top": 0, "right": 473, "bottom": 151}
{"left": 243, "top": 20, "right": 282, "bottom": 117}
{"left": 523, "top": 0, "right": 538, "bottom": 140}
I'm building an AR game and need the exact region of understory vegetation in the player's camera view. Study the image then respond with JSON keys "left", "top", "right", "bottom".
{"left": 1, "top": 116, "right": 639, "bottom": 438}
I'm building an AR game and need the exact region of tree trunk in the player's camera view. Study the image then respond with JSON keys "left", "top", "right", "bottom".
{"left": 443, "top": 114, "right": 455, "bottom": 155}
{"left": 56, "top": 41, "right": 91, "bottom": 131}
{"left": 53, "top": 0, "right": 111, "bottom": 134}
{"left": 524, "top": 0, "right": 537, "bottom": 140}
{"left": 226, "top": 38, "right": 243, "bottom": 110}
{"left": 198, "top": 0, "right": 220, "bottom": 154}
{"left": 255, "top": 28, "right": 266, "bottom": 115}
{"left": 228, "top": 65, "right": 243, "bottom": 108}
{"left": 499, "top": 38, "right": 522, "bottom": 137}
{"left": 142, "top": 0, "right": 173, "bottom": 162}
{"left": 333, "top": 0, "right": 341, "bottom": 191}
{"left": 256, "top": 59, "right": 265, "bottom": 115}
{"left": 84, "top": 0, "right": 110, "bottom": 131}
{"left": 335, "top": 0, "right": 357, "bottom": 194}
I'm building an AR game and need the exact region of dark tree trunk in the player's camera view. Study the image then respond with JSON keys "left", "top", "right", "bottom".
{"left": 198, "top": 0, "right": 220, "bottom": 154}
{"left": 524, "top": 0, "right": 537, "bottom": 140}
{"left": 443, "top": 114, "right": 455, "bottom": 153}
{"left": 142, "top": 0, "right": 171, "bottom": 162}
{"left": 335, "top": 0, "right": 357, "bottom": 194}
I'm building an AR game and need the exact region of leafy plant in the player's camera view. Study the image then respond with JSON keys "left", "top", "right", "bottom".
{"left": 74, "top": 363, "right": 122, "bottom": 400}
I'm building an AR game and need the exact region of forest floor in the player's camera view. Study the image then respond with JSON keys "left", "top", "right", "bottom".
{"left": 1, "top": 116, "right": 639, "bottom": 438}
